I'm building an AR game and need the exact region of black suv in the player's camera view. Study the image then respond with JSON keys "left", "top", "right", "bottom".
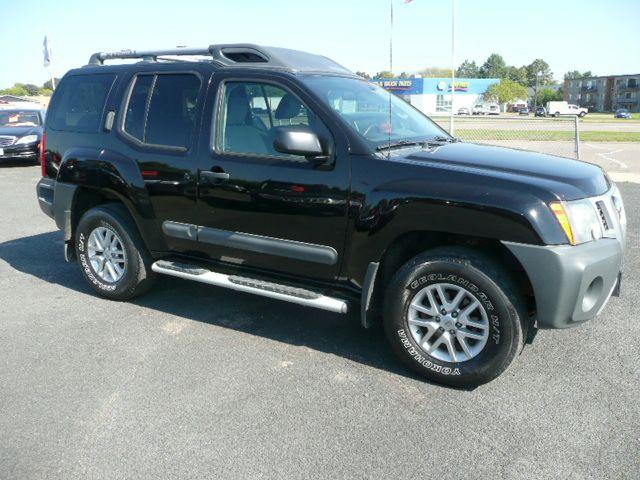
{"left": 36, "top": 45, "right": 626, "bottom": 387}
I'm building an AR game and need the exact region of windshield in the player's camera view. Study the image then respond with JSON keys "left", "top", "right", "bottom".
{"left": 0, "top": 110, "right": 41, "bottom": 127}
{"left": 301, "top": 75, "right": 447, "bottom": 148}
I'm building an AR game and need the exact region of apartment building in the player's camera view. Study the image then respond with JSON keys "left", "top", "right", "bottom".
{"left": 565, "top": 74, "right": 640, "bottom": 112}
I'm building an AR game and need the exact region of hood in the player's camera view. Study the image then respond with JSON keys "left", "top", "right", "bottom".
{"left": 0, "top": 125, "right": 42, "bottom": 138}
{"left": 394, "top": 142, "right": 609, "bottom": 201}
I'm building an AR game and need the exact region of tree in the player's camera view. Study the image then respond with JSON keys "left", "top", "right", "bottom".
{"left": 505, "top": 65, "right": 528, "bottom": 85}
{"left": 535, "top": 87, "right": 563, "bottom": 106}
{"left": 37, "top": 87, "right": 53, "bottom": 96}
{"left": 355, "top": 71, "right": 371, "bottom": 79}
{"left": 418, "top": 67, "right": 453, "bottom": 78}
{"left": 398, "top": 72, "right": 411, "bottom": 79}
{"left": 525, "top": 59, "right": 553, "bottom": 87}
{"left": 480, "top": 53, "right": 507, "bottom": 78}
{"left": 16, "top": 83, "right": 40, "bottom": 96}
{"left": 484, "top": 79, "right": 528, "bottom": 105}
{"left": 525, "top": 59, "right": 553, "bottom": 108}
{"left": 563, "top": 70, "right": 594, "bottom": 81}
{"left": 455, "top": 60, "right": 479, "bottom": 78}
{"left": 374, "top": 70, "right": 394, "bottom": 79}
{"left": 0, "top": 84, "right": 30, "bottom": 97}
{"left": 42, "top": 78, "right": 61, "bottom": 90}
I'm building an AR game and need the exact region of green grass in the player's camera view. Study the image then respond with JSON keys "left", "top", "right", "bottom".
{"left": 455, "top": 130, "right": 640, "bottom": 142}
{"left": 581, "top": 112, "right": 640, "bottom": 122}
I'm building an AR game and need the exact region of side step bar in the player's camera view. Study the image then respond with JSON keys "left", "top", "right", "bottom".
{"left": 151, "top": 260, "right": 349, "bottom": 314}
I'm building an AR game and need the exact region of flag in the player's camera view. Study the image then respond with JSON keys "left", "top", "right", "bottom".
{"left": 43, "top": 36, "right": 52, "bottom": 67}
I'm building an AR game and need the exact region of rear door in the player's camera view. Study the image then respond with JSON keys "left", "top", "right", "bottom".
{"left": 115, "top": 67, "right": 207, "bottom": 253}
{"left": 194, "top": 73, "right": 351, "bottom": 281}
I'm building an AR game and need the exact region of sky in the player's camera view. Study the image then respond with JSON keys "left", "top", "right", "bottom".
{"left": 1, "top": 0, "right": 639, "bottom": 88}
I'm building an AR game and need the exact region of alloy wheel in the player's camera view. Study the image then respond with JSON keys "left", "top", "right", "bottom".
{"left": 407, "top": 283, "right": 489, "bottom": 363}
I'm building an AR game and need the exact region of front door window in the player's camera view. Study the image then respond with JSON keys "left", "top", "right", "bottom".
{"left": 218, "top": 81, "right": 329, "bottom": 159}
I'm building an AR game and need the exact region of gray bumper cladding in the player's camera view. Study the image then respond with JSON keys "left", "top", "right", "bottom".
{"left": 503, "top": 239, "right": 624, "bottom": 329}
{"left": 36, "top": 177, "right": 55, "bottom": 219}
{"left": 36, "top": 179, "right": 79, "bottom": 242}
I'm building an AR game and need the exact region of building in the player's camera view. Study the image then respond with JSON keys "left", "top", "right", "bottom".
{"left": 373, "top": 77, "right": 500, "bottom": 115}
{"left": 564, "top": 74, "right": 640, "bottom": 112}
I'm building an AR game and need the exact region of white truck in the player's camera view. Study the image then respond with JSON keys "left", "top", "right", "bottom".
{"left": 472, "top": 104, "right": 486, "bottom": 115}
{"left": 546, "top": 101, "right": 588, "bottom": 117}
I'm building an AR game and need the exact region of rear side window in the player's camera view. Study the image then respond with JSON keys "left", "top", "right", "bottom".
{"left": 48, "top": 74, "right": 116, "bottom": 132}
{"left": 123, "top": 73, "right": 201, "bottom": 149}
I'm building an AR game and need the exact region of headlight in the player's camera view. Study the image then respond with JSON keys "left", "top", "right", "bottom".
{"left": 550, "top": 199, "right": 603, "bottom": 245}
{"left": 15, "top": 135, "right": 39, "bottom": 145}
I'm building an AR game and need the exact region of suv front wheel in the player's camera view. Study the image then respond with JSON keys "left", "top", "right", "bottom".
{"left": 75, "top": 204, "right": 156, "bottom": 300}
{"left": 383, "top": 247, "right": 527, "bottom": 388}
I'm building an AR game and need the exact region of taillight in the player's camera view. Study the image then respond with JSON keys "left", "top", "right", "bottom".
{"left": 40, "top": 132, "right": 47, "bottom": 177}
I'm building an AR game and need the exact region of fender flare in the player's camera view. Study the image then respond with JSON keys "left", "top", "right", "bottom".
{"left": 56, "top": 147, "right": 163, "bottom": 252}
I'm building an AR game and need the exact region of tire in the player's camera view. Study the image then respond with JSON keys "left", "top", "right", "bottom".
{"left": 554, "top": 112, "right": 561, "bottom": 117}
{"left": 383, "top": 247, "right": 527, "bottom": 388}
{"left": 75, "top": 203, "right": 156, "bottom": 301}
{"left": 579, "top": 112, "right": 586, "bottom": 117}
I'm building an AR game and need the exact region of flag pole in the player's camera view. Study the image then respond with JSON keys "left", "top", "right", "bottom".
{"left": 43, "top": 35, "right": 55, "bottom": 91}
{"left": 389, "top": 0, "right": 393, "bottom": 76}
{"left": 450, "top": 0, "right": 455, "bottom": 136}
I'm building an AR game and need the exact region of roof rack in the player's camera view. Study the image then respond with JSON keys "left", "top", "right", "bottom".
{"left": 88, "top": 47, "right": 211, "bottom": 65}
{"left": 87, "top": 44, "right": 354, "bottom": 75}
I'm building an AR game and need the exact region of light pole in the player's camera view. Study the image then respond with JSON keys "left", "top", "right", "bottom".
{"left": 534, "top": 72, "right": 539, "bottom": 110}
{"left": 450, "top": 0, "right": 456, "bottom": 136}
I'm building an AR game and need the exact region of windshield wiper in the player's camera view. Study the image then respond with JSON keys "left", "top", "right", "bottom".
{"left": 430, "top": 136, "right": 458, "bottom": 143}
{"left": 376, "top": 136, "right": 459, "bottom": 151}
{"left": 376, "top": 140, "right": 426, "bottom": 151}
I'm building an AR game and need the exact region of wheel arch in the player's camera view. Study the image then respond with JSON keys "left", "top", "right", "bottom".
{"left": 67, "top": 186, "right": 163, "bottom": 254}
{"left": 367, "top": 230, "right": 536, "bottom": 326}
{"left": 56, "top": 146, "right": 163, "bottom": 253}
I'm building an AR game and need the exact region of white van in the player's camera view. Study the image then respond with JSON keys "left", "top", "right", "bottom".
{"left": 546, "top": 101, "right": 588, "bottom": 117}
{"left": 487, "top": 104, "right": 500, "bottom": 115}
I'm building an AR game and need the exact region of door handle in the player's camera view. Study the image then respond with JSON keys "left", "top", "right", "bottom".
{"left": 201, "top": 170, "right": 230, "bottom": 181}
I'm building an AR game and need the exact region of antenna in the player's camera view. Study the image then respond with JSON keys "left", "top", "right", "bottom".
{"left": 387, "top": 0, "right": 394, "bottom": 158}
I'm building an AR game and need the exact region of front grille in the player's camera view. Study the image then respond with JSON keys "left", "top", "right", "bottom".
{"left": 0, "top": 136, "right": 16, "bottom": 147}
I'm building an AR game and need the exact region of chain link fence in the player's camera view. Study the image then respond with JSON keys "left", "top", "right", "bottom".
{"left": 431, "top": 115, "right": 581, "bottom": 159}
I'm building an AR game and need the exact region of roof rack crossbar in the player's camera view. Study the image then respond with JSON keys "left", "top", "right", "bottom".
{"left": 88, "top": 48, "right": 212, "bottom": 65}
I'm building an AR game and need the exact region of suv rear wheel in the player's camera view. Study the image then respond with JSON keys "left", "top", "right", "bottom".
{"left": 75, "top": 204, "right": 156, "bottom": 300}
{"left": 383, "top": 247, "right": 527, "bottom": 388}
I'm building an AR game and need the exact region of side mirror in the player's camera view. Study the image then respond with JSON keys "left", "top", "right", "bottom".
{"left": 273, "top": 126, "right": 325, "bottom": 159}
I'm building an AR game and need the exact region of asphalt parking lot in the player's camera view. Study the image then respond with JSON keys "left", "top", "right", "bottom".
{"left": 1, "top": 159, "right": 639, "bottom": 479}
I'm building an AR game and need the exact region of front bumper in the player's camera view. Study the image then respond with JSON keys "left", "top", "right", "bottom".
{"left": 504, "top": 238, "right": 624, "bottom": 328}
{"left": 0, "top": 143, "right": 39, "bottom": 161}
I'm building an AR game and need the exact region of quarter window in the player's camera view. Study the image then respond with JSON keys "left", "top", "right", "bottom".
{"left": 48, "top": 74, "right": 116, "bottom": 132}
{"left": 123, "top": 73, "right": 201, "bottom": 148}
